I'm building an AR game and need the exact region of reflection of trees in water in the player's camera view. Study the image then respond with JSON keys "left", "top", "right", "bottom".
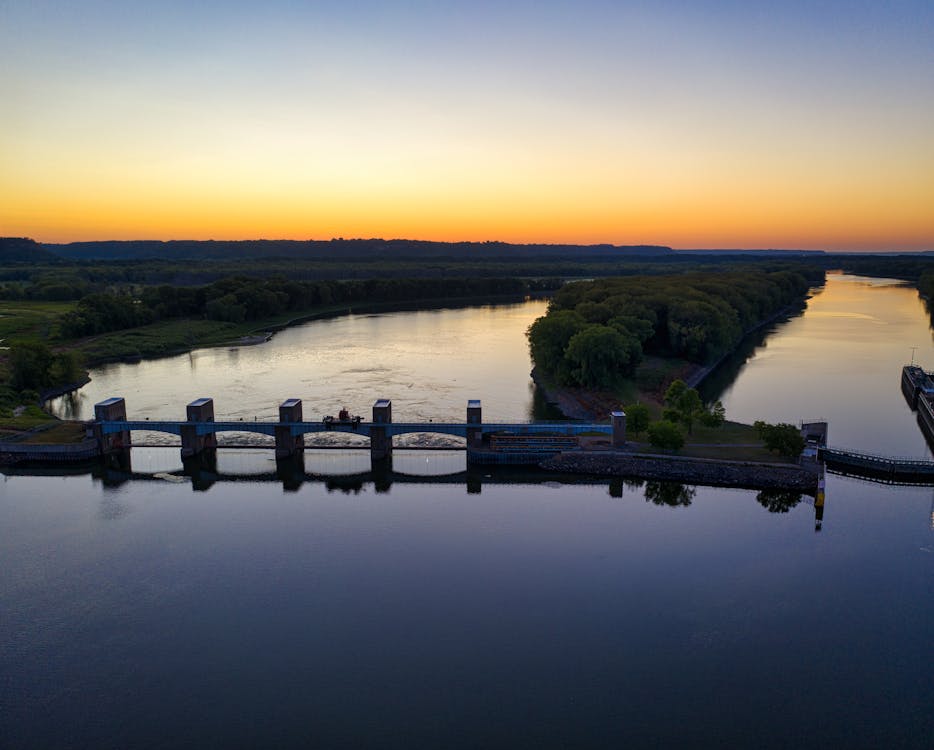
{"left": 608, "top": 477, "right": 646, "bottom": 498}
{"left": 756, "top": 489, "right": 802, "bottom": 513}
{"left": 49, "top": 389, "right": 84, "bottom": 419}
{"left": 644, "top": 481, "right": 696, "bottom": 507}
{"left": 696, "top": 302, "right": 807, "bottom": 403}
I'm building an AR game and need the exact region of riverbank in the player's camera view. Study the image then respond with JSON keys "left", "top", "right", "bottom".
{"left": 541, "top": 450, "right": 818, "bottom": 492}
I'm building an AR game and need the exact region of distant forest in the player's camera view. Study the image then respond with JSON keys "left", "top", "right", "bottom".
{"left": 0, "top": 236, "right": 834, "bottom": 301}
{"left": 21, "top": 237, "right": 675, "bottom": 261}
{"left": 1, "top": 237, "right": 931, "bottom": 304}
{"left": 56, "top": 276, "right": 551, "bottom": 337}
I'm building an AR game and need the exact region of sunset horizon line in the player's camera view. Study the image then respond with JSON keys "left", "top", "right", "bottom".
{"left": 12, "top": 234, "right": 931, "bottom": 254}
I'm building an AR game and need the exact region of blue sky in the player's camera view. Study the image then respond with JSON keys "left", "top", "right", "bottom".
{"left": 2, "top": 0, "right": 932, "bottom": 248}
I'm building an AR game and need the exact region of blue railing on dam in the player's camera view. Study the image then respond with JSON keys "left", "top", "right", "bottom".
{"left": 101, "top": 420, "right": 613, "bottom": 439}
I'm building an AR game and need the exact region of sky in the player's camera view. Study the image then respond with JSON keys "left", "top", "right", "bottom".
{"left": 1, "top": 0, "right": 932, "bottom": 250}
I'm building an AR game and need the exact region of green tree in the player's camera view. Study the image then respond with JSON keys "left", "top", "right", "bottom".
{"left": 664, "top": 379, "right": 724, "bottom": 433}
{"left": 754, "top": 421, "right": 806, "bottom": 458}
{"left": 664, "top": 378, "right": 688, "bottom": 404}
{"left": 563, "top": 324, "right": 642, "bottom": 387}
{"left": 699, "top": 400, "right": 726, "bottom": 428}
{"left": 623, "top": 402, "right": 650, "bottom": 435}
{"left": 647, "top": 419, "right": 684, "bottom": 451}
{"left": 664, "top": 379, "right": 704, "bottom": 434}
{"left": 50, "top": 351, "right": 81, "bottom": 385}
{"left": 526, "top": 310, "right": 587, "bottom": 382}
{"left": 9, "top": 342, "right": 54, "bottom": 390}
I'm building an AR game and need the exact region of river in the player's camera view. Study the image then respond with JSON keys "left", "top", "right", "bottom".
{"left": 5, "top": 273, "right": 934, "bottom": 748}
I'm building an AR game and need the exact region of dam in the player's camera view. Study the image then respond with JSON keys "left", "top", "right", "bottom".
{"left": 89, "top": 397, "right": 625, "bottom": 466}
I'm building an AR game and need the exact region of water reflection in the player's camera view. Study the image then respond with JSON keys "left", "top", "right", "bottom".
{"left": 756, "top": 489, "right": 803, "bottom": 513}
{"left": 644, "top": 481, "right": 697, "bottom": 507}
{"left": 53, "top": 389, "right": 83, "bottom": 420}
{"left": 5, "top": 448, "right": 831, "bottom": 533}
{"left": 702, "top": 273, "right": 934, "bottom": 459}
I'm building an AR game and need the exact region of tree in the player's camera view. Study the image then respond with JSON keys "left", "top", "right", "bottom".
{"left": 699, "top": 400, "right": 726, "bottom": 428}
{"left": 647, "top": 420, "right": 684, "bottom": 451}
{"left": 664, "top": 379, "right": 724, "bottom": 433}
{"left": 754, "top": 421, "right": 805, "bottom": 459}
{"left": 664, "top": 379, "right": 703, "bottom": 434}
{"left": 10, "top": 342, "right": 54, "bottom": 390}
{"left": 623, "top": 402, "right": 650, "bottom": 435}
{"left": 563, "top": 324, "right": 642, "bottom": 387}
{"left": 49, "top": 350, "right": 81, "bottom": 385}
{"left": 8, "top": 342, "right": 82, "bottom": 392}
{"left": 526, "top": 310, "right": 587, "bottom": 382}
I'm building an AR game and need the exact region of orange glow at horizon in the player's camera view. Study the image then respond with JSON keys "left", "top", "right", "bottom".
{"left": 2, "top": 3, "right": 932, "bottom": 252}
{"left": 5, "top": 167, "right": 931, "bottom": 250}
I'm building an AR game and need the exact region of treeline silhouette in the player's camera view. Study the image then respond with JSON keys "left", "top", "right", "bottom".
{"left": 528, "top": 266, "right": 823, "bottom": 389}
{"left": 0, "top": 255, "right": 844, "bottom": 302}
{"left": 56, "top": 276, "right": 549, "bottom": 338}
{"left": 41, "top": 238, "right": 674, "bottom": 261}
{"left": 0, "top": 237, "right": 59, "bottom": 263}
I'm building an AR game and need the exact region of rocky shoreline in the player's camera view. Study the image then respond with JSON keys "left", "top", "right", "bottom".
{"left": 529, "top": 367, "right": 631, "bottom": 420}
{"left": 540, "top": 451, "right": 818, "bottom": 492}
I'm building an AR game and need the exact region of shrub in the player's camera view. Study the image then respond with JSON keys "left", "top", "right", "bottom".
{"left": 647, "top": 420, "right": 685, "bottom": 451}
{"left": 754, "top": 420, "right": 805, "bottom": 458}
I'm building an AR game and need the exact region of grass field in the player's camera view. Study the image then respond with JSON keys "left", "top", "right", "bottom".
{"left": 0, "top": 300, "right": 75, "bottom": 344}
{"left": 624, "top": 420, "right": 785, "bottom": 462}
{"left": 16, "top": 421, "right": 88, "bottom": 443}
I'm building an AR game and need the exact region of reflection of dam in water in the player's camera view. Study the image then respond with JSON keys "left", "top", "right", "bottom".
{"left": 6, "top": 447, "right": 828, "bottom": 533}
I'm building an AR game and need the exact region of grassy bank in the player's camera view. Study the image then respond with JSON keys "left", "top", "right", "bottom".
{"left": 627, "top": 420, "right": 782, "bottom": 462}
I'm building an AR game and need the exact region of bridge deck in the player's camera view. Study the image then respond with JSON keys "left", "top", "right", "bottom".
{"left": 819, "top": 446, "right": 934, "bottom": 480}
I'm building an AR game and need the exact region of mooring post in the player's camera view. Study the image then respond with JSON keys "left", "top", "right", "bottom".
{"left": 371, "top": 399, "right": 393, "bottom": 462}
{"left": 181, "top": 397, "right": 217, "bottom": 458}
{"left": 611, "top": 410, "right": 627, "bottom": 448}
{"left": 466, "top": 399, "right": 482, "bottom": 458}
{"left": 93, "top": 397, "right": 130, "bottom": 454}
{"left": 276, "top": 398, "right": 304, "bottom": 458}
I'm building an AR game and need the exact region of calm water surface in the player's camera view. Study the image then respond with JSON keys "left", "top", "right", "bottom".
{"left": 5, "top": 275, "right": 934, "bottom": 748}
